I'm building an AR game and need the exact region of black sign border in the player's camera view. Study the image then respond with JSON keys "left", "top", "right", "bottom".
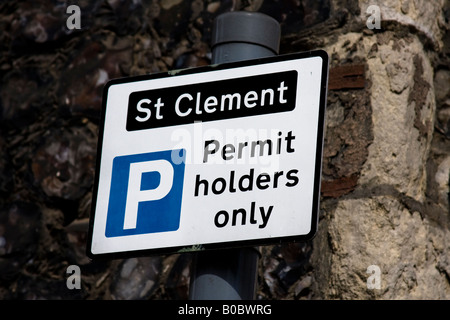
{"left": 87, "top": 50, "right": 329, "bottom": 260}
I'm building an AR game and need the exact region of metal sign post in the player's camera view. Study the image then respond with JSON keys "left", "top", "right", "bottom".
{"left": 189, "top": 11, "right": 281, "bottom": 300}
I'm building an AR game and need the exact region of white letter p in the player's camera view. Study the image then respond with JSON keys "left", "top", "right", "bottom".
{"left": 123, "top": 160, "right": 174, "bottom": 230}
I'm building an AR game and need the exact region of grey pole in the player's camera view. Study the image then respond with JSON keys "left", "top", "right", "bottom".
{"left": 211, "top": 11, "right": 281, "bottom": 63}
{"left": 189, "top": 11, "right": 281, "bottom": 300}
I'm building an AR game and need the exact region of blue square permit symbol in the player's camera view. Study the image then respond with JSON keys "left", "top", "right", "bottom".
{"left": 105, "top": 149, "right": 186, "bottom": 237}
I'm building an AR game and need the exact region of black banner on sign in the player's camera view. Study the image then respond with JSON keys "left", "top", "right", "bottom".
{"left": 126, "top": 70, "right": 297, "bottom": 131}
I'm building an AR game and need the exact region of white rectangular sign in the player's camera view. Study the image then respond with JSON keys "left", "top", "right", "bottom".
{"left": 87, "top": 51, "right": 328, "bottom": 258}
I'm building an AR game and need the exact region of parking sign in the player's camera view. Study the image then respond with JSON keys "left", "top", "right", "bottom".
{"left": 87, "top": 51, "right": 328, "bottom": 258}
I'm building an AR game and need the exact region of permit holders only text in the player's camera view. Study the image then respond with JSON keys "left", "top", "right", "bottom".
{"left": 195, "top": 131, "right": 299, "bottom": 229}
